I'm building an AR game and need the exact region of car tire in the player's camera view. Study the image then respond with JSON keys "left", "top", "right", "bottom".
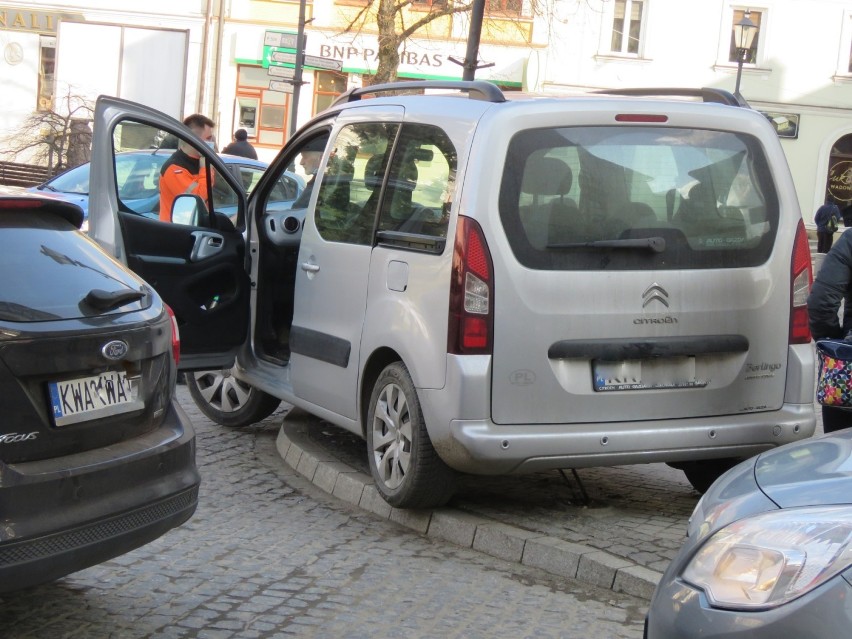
{"left": 366, "top": 362, "right": 456, "bottom": 509}
{"left": 184, "top": 369, "right": 281, "bottom": 428}
{"left": 679, "top": 458, "right": 741, "bottom": 494}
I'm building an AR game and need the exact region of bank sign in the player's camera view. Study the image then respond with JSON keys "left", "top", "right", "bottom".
{"left": 256, "top": 30, "right": 523, "bottom": 84}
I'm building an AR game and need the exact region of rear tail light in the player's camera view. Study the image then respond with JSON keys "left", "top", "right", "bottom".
{"left": 166, "top": 304, "right": 181, "bottom": 364}
{"left": 448, "top": 216, "right": 494, "bottom": 355}
{"left": 789, "top": 219, "right": 812, "bottom": 344}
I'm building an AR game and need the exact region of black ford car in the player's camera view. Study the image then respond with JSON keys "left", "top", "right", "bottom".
{"left": 0, "top": 195, "right": 199, "bottom": 592}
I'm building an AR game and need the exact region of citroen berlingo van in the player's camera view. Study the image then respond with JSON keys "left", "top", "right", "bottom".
{"left": 89, "top": 81, "right": 816, "bottom": 508}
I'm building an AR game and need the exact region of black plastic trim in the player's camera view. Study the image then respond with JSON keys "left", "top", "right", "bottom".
{"left": 595, "top": 87, "right": 749, "bottom": 108}
{"left": 548, "top": 335, "right": 749, "bottom": 360}
{"left": 290, "top": 325, "right": 351, "bottom": 368}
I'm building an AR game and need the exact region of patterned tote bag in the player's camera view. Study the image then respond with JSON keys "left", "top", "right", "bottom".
{"left": 816, "top": 340, "right": 852, "bottom": 407}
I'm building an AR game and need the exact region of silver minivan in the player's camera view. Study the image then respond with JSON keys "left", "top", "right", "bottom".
{"left": 89, "top": 82, "right": 816, "bottom": 508}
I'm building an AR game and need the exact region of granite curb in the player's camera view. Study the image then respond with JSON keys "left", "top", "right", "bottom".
{"left": 275, "top": 411, "right": 662, "bottom": 601}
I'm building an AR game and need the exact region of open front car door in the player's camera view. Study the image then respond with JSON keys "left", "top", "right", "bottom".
{"left": 89, "top": 96, "right": 250, "bottom": 370}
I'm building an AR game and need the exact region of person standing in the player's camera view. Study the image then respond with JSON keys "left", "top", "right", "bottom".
{"left": 222, "top": 129, "right": 258, "bottom": 160}
{"left": 808, "top": 228, "right": 852, "bottom": 432}
{"left": 290, "top": 137, "right": 327, "bottom": 209}
{"left": 159, "top": 113, "right": 216, "bottom": 221}
{"left": 814, "top": 198, "right": 841, "bottom": 253}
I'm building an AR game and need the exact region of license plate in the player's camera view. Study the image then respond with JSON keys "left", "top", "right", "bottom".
{"left": 593, "top": 357, "right": 708, "bottom": 392}
{"left": 48, "top": 371, "right": 143, "bottom": 426}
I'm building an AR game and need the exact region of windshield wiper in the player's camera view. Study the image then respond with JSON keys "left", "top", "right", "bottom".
{"left": 39, "top": 184, "right": 58, "bottom": 192}
{"left": 546, "top": 237, "right": 666, "bottom": 253}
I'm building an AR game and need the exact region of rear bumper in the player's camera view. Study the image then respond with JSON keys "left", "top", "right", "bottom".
{"left": 0, "top": 399, "right": 199, "bottom": 593}
{"left": 426, "top": 402, "right": 815, "bottom": 475}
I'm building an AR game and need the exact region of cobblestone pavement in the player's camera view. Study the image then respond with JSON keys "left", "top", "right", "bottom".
{"left": 0, "top": 388, "right": 647, "bottom": 639}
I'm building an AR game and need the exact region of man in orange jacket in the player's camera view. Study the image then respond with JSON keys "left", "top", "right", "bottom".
{"left": 159, "top": 113, "right": 216, "bottom": 222}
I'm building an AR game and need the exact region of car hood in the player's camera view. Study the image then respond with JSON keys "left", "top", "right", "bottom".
{"left": 754, "top": 428, "right": 852, "bottom": 508}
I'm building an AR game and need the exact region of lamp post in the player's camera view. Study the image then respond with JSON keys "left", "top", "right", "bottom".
{"left": 733, "top": 10, "right": 758, "bottom": 98}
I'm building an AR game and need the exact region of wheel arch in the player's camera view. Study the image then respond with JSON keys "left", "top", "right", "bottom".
{"left": 359, "top": 347, "right": 403, "bottom": 437}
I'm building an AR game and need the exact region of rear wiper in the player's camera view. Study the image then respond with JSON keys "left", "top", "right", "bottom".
{"left": 546, "top": 237, "right": 666, "bottom": 253}
{"left": 84, "top": 288, "right": 146, "bottom": 312}
{"left": 39, "top": 184, "right": 58, "bottom": 192}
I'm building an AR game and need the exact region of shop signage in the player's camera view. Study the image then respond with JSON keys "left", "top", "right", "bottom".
{"left": 318, "top": 44, "right": 445, "bottom": 69}
{"left": 0, "top": 9, "right": 76, "bottom": 33}
{"left": 828, "top": 159, "right": 852, "bottom": 203}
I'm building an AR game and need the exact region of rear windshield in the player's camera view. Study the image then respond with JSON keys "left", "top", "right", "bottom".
{"left": 499, "top": 126, "right": 779, "bottom": 270}
{"left": 0, "top": 212, "right": 149, "bottom": 322}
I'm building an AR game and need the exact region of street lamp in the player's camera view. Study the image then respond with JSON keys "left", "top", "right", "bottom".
{"left": 733, "top": 10, "right": 759, "bottom": 98}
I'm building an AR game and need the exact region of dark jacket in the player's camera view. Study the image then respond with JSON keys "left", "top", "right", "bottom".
{"left": 221, "top": 139, "right": 258, "bottom": 160}
{"left": 815, "top": 202, "right": 840, "bottom": 233}
{"left": 808, "top": 229, "right": 852, "bottom": 339}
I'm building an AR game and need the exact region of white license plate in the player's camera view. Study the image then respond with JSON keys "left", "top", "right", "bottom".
{"left": 48, "top": 371, "right": 143, "bottom": 426}
{"left": 593, "top": 357, "right": 708, "bottom": 392}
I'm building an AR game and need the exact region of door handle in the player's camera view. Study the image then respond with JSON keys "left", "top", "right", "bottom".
{"left": 300, "top": 262, "right": 320, "bottom": 273}
{"left": 190, "top": 231, "right": 225, "bottom": 262}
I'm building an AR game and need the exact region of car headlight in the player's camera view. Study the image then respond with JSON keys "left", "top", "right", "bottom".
{"left": 682, "top": 506, "right": 852, "bottom": 610}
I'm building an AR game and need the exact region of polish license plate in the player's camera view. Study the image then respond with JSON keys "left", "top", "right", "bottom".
{"left": 48, "top": 371, "right": 143, "bottom": 426}
{"left": 593, "top": 357, "right": 708, "bottom": 392}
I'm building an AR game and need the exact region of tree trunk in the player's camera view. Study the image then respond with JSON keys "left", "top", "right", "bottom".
{"left": 372, "top": 0, "right": 402, "bottom": 84}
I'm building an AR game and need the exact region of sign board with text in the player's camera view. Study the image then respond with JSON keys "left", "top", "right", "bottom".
{"left": 302, "top": 54, "right": 343, "bottom": 71}
{"left": 264, "top": 31, "right": 301, "bottom": 50}
{"left": 268, "top": 65, "right": 296, "bottom": 79}
{"left": 270, "top": 50, "right": 297, "bottom": 65}
{"left": 269, "top": 79, "right": 295, "bottom": 94}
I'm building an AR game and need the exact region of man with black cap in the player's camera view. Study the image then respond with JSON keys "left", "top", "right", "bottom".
{"left": 222, "top": 128, "right": 258, "bottom": 160}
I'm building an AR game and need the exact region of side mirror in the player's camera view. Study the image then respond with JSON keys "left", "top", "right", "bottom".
{"left": 171, "top": 194, "right": 209, "bottom": 226}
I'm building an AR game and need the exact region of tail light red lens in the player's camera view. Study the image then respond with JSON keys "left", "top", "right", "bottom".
{"left": 448, "top": 216, "right": 494, "bottom": 355}
{"left": 790, "top": 219, "right": 812, "bottom": 344}
{"left": 166, "top": 304, "right": 181, "bottom": 365}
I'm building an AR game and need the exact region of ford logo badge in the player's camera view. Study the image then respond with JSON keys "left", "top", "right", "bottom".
{"left": 102, "top": 340, "right": 129, "bottom": 360}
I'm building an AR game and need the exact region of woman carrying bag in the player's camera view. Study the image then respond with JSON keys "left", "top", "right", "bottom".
{"left": 808, "top": 229, "right": 852, "bottom": 432}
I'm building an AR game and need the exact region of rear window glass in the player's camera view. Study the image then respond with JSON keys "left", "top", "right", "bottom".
{"left": 499, "top": 126, "right": 778, "bottom": 270}
{"left": 0, "top": 212, "right": 148, "bottom": 322}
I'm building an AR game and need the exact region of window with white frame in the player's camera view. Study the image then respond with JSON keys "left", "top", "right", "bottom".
{"left": 610, "top": 0, "right": 644, "bottom": 55}
{"left": 728, "top": 8, "right": 762, "bottom": 64}
{"left": 842, "top": 10, "right": 852, "bottom": 75}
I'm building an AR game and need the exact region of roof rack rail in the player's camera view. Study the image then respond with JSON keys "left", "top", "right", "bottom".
{"left": 595, "top": 87, "right": 749, "bottom": 108}
{"left": 332, "top": 80, "right": 506, "bottom": 107}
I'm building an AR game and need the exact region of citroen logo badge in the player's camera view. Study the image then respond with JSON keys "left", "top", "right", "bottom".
{"left": 102, "top": 340, "right": 129, "bottom": 360}
{"left": 642, "top": 283, "right": 669, "bottom": 308}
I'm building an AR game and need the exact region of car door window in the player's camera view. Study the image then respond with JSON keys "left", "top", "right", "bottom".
{"left": 376, "top": 124, "right": 456, "bottom": 242}
{"left": 110, "top": 121, "right": 240, "bottom": 226}
{"left": 314, "top": 123, "right": 399, "bottom": 245}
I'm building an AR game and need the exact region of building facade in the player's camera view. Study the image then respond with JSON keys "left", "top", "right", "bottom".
{"left": 1, "top": 0, "right": 851, "bottom": 220}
